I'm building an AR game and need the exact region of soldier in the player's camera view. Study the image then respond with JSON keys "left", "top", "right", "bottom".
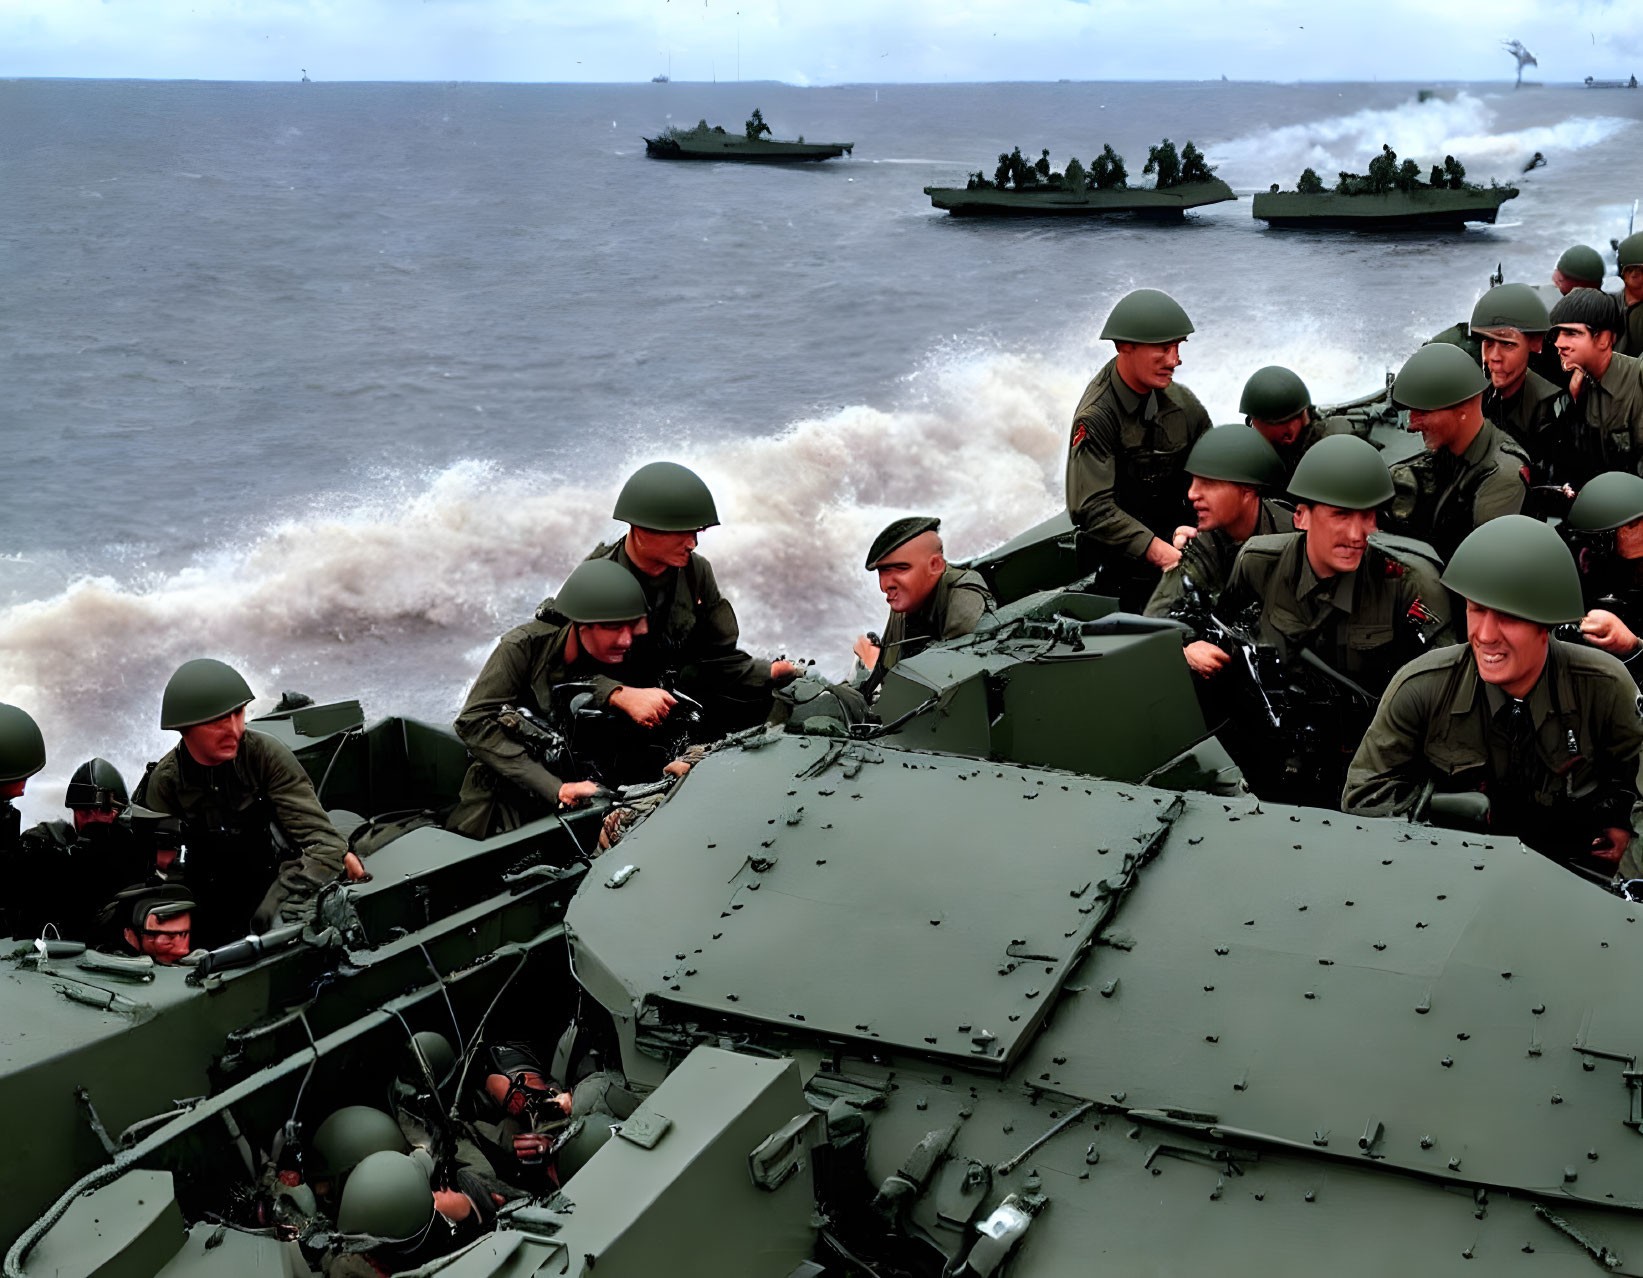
{"left": 1066, "top": 288, "right": 1212, "bottom": 609}
{"left": 450, "top": 558, "right": 689, "bottom": 839}
{"left": 852, "top": 517, "right": 994, "bottom": 692}
{"left": 100, "top": 882, "right": 196, "bottom": 965}
{"left": 1618, "top": 231, "right": 1643, "bottom": 359}
{"left": 1219, "top": 434, "right": 1455, "bottom": 695}
{"left": 1563, "top": 470, "right": 1643, "bottom": 682}
{"left": 1144, "top": 426, "right": 1293, "bottom": 678}
{"left": 134, "top": 658, "right": 348, "bottom": 946}
{"left": 1553, "top": 244, "right": 1606, "bottom": 296}
{"left": 1239, "top": 365, "right": 1328, "bottom": 481}
{"left": 1469, "top": 283, "right": 1568, "bottom": 480}
{"left": 588, "top": 462, "right": 795, "bottom": 735}
{"left": 1383, "top": 342, "right": 1528, "bottom": 560}
{"left": 1344, "top": 515, "right": 1643, "bottom": 880}
{"left": 17, "top": 759, "right": 147, "bottom": 940}
{"left": 0, "top": 704, "right": 46, "bottom": 935}
{"left": 1548, "top": 289, "right": 1643, "bottom": 486}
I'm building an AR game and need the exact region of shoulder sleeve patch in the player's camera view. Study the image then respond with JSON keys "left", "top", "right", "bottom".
{"left": 1071, "top": 422, "right": 1087, "bottom": 450}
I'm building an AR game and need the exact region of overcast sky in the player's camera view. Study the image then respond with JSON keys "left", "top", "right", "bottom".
{"left": 2, "top": 0, "right": 1639, "bottom": 84}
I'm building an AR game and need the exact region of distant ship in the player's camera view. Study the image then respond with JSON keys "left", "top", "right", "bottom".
{"left": 1584, "top": 74, "right": 1639, "bottom": 89}
{"left": 651, "top": 74, "right": 669, "bottom": 83}
{"left": 645, "top": 114, "right": 853, "bottom": 163}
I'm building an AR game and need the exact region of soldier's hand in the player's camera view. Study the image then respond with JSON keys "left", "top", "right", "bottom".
{"left": 1144, "top": 537, "right": 1182, "bottom": 571}
{"left": 663, "top": 759, "right": 692, "bottom": 778}
{"left": 852, "top": 634, "right": 881, "bottom": 669}
{"left": 557, "top": 780, "right": 603, "bottom": 808}
{"left": 770, "top": 659, "right": 799, "bottom": 683}
{"left": 343, "top": 851, "right": 368, "bottom": 881}
{"left": 1183, "top": 641, "right": 1231, "bottom": 678}
{"left": 1591, "top": 827, "right": 1630, "bottom": 864}
{"left": 1580, "top": 609, "right": 1641, "bottom": 657}
{"left": 610, "top": 686, "right": 676, "bottom": 727}
{"left": 434, "top": 1187, "right": 475, "bottom": 1221}
{"left": 1172, "top": 525, "right": 1199, "bottom": 551}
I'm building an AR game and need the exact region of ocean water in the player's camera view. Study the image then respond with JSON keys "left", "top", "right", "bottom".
{"left": 3, "top": 77, "right": 1641, "bottom": 820}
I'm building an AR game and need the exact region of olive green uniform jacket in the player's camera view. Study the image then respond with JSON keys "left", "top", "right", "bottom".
{"left": 1219, "top": 532, "right": 1455, "bottom": 695}
{"left": 1384, "top": 420, "right": 1529, "bottom": 561}
{"left": 1482, "top": 369, "right": 1567, "bottom": 483}
{"left": 1557, "top": 351, "right": 1643, "bottom": 486}
{"left": 1621, "top": 298, "right": 1643, "bottom": 360}
{"left": 871, "top": 567, "right": 995, "bottom": 681}
{"left": 1342, "top": 640, "right": 1643, "bottom": 878}
{"left": 1065, "top": 359, "right": 1211, "bottom": 558}
{"left": 141, "top": 731, "right": 346, "bottom": 934}
{"left": 449, "top": 602, "right": 634, "bottom": 839}
{"left": 1144, "top": 499, "right": 1295, "bottom": 637}
{"left": 587, "top": 539, "right": 773, "bottom": 730}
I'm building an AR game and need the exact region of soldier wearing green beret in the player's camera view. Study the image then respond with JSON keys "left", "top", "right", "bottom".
{"left": 1617, "top": 231, "right": 1643, "bottom": 359}
{"left": 1468, "top": 283, "right": 1569, "bottom": 486}
{"left": 1344, "top": 516, "right": 1643, "bottom": 880}
{"left": 853, "top": 517, "right": 994, "bottom": 692}
{"left": 1548, "top": 289, "right": 1643, "bottom": 486}
{"left": 586, "top": 462, "right": 795, "bottom": 735}
{"left": 450, "top": 558, "right": 694, "bottom": 839}
{"left": 1563, "top": 471, "right": 1643, "bottom": 684}
{"left": 1066, "top": 289, "right": 1212, "bottom": 609}
{"left": 1238, "top": 365, "right": 1333, "bottom": 482}
{"left": 1144, "top": 426, "right": 1294, "bottom": 678}
{"left": 1382, "top": 342, "right": 1529, "bottom": 560}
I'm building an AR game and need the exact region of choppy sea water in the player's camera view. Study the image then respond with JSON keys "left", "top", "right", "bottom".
{"left": 3, "top": 77, "right": 1641, "bottom": 820}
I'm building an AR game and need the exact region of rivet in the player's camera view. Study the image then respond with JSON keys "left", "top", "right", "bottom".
{"left": 1113, "top": 1092, "right": 1127, "bottom": 1104}
{"left": 1205, "top": 1034, "right": 1220, "bottom": 1043}
{"left": 1100, "top": 979, "right": 1118, "bottom": 998}
{"left": 1565, "top": 1166, "right": 1579, "bottom": 1182}
{"left": 1254, "top": 1193, "right": 1265, "bottom": 1201}
{"left": 1456, "top": 1032, "right": 1470, "bottom": 1041}
{"left": 1002, "top": 1123, "right": 1013, "bottom": 1134}
{"left": 1215, "top": 946, "right": 1229, "bottom": 955}
{"left": 712, "top": 932, "right": 722, "bottom": 940}
{"left": 1085, "top": 1145, "right": 1099, "bottom": 1165}
{"left": 1318, "top": 958, "right": 1334, "bottom": 966}
{"left": 1204, "top": 985, "right": 1215, "bottom": 992}
{"left": 1382, "top": 859, "right": 1393, "bottom": 866}
{"left": 1532, "top": 1003, "right": 1545, "bottom": 1015}
{"left": 1583, "top": 1058, "right": 1596, "bottom": 1072}
{"left": 1304, "top": 1190, "right": 1315, "bottom": 1202}
{"left": 1244, "top": 919, "right": 1255, "bottom": 926}
{"left": 1374, "top": 942, "right": 1387, "bottom": 951}
{"left": 1420, "top": 1135, "right": 1434, "bottom": 1149}
{"left": 1416, "top": 921, "right": 1428, "bottom": 929}
{"left": 727, "top": 993, "right": 738, "bottom": 1001}
{"left": 1461, "top": 1247, "right": 1474, "bottom": 1259}
{"left": 1500, "top": 971, "right": 1511, "bottom": 979}
{"left": 1304, "top": 991, "right": 1316, "bottom": 1000}
{"left": 916, "top": 1097, "right": 927, "bottom": 1110}
{"left": 1297, "top": 904, "right": 1308, "bottom": 912}
{"left": 924, "top": 1036, "right": 937, "bottom": 1044}
{"left": 1344, "top": 900, "right": 1355, "bottom": 907}
{"left": 1441, "top": 1057, "right": 1454, "bottom": 1068}
{"left": 1522, "top": 1243, "right": 1534, "bottom": 1254}
{"left": 929, "top": 919, "right": 941, "bottom": 926}
{"left": 1551, "top": 1093, "right": 1564, "bottom": 1104}
{"left": 1588, "top": 1149, "right": 1600, "bottom": 1161}
{"left": 1151, "top": 1167, "right": 1162, "bottom": 1177}
{"left": 1449, "top": 1157, "right": 1462, "bottom": 1171}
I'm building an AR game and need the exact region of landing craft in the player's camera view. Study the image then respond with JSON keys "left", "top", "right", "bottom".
{"left": 11, "top": 390, "right": 1643, "bottom": 1275}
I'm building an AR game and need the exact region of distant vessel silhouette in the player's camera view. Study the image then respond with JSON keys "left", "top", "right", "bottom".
{"left": 300, "top": 68, "right": 311, "bottom": 82}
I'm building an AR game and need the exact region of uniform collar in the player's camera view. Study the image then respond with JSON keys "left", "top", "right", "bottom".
{"left": 1453, "top": 643, "right": 1556, "bottom": 718}
{"left": 1458, "top": 417, "right": 1498, "bottom": 467}
{"left": 1110, "top": 365, "right": 1160, "bottom": 422}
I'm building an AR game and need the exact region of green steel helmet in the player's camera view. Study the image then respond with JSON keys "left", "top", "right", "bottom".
{"left": 611, "top": 461, "right": 720, "bottom": 532}
{"left": 403, "top": 1031, "right": 457, "bottom": 1089}
{"left": 1567, "top": 471, "right": 1643, "bottom": 533}
{"left": 64, "top": 758, "right": 128, "bottom": 811}
{"left": 1184, "top": 426, "right": 1285, "bottom": 488}
{"left": 1238, "top": 365, "right": 1311, "bottom": 422}
{"left": 1099, "top": 288, "right": 1194, "bottom": 344}
{"left": 1619, "top": 232, "right": 1643, "bottom": 271}
{"left": 336, "top": 1151, "right": 433, "bottom": 1240}
{"left": 1287, "top": 434, "right": 1394, "bottom": 509}
{"left": 1392, "top": 343, "right": 1489, "bottom": 411}
{"left": 0, "top": 704, "right": 46, "bottom": 785}
{"left": 159, "top": 658, "right": 254, "bottom": 731}
{"left": 1555, "top": 244, "right": 1605, "bottom": 285}
{"left": 1469, "top": 283, "right": 1551, "bottom": 336}
{"left": 1441, "top": 515, "right": 1585, "bottom": 625}
{"left": 553, "top": 559, "right": 648, "bottom": 624}
{"left": 309, "top": 1106, "right": 409, "bottom": 1184}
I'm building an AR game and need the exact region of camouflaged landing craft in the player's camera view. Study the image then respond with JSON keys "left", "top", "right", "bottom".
{"left": 1254, "top": 146, "right": 1519, "bottom": 229}
{"left": 644, "top": 110, "right": 853, "bottom": 163}
{"left": 926, "top": 139, "right": 1235, "bottom": 220}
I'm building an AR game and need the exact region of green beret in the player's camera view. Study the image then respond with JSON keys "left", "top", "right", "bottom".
{"left": 865, "top": 516, "right": 941, "bottom": 570}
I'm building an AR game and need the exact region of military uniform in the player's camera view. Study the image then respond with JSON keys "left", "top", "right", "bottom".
{"left": 1555, "top": 352, "right": 1643, "bottom": 487}
{"left": 1065, "top": 357, "right": 1211, "bottom": 570}
{"left": 870, "top": 566, "right": 994, "bottom": 680}
{"left": 1482, "top": 370, "right": 1567, "bottom": 481}
{"left": 1220, "top": 532, "right": 1455, "bottom": 695}
{"left": 12, "top": 818, "right": 147, "bottom": 940}
{"left": 1384, "top": 419, "right": 1529, "bottom": 561}
{"left": 1343, "top": 640, "right": 1643, "bottom": 877}
{"left": 587, "top": 539, "right": 774, "bottom": 732}
{"left": 1622, "top": 298, "right": 1643, "bottom": 360}
{"left": 137, "top": 731, "right": 346, "bottom": 944}
{"left": 1144, "top": 499, "right": 1294, "bottom": 634}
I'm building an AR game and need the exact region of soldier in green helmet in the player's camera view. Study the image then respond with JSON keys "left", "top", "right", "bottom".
{"left": 1553, "top": 243, "right": 1606, "bottom": 296}
{"left": 1345, "top": 515, "right": 1643, "bottom": 880}
{"left": 1469, "top": 282, "right": 1569, "bottom": 483}
{"left": 0, "top": 703, "right": 46, "bottom": 934}
{"left": 586, "top": 461, "right": 795, "bottom": 734}
{"left": 1382, "top": 341, "right": 1529, "bottom": 560}
{"left": 1547, "top": 288, "right": 1643, "bottom": 486}
{"left": 133, "top": 658, "right": 350, "bottom": 945}
{"left": 1563, "top": 470, "right": 1643, "bottom": 683}
{"left": 1617, "top": 231, "right": 1643, "bottom": 359}
{"left": 14, "top": 758, "right": 148, "bottom": 941}
{"left": 449, "top": 557, "right": 698, "bottom": 839}
{"left": 852, "top": 516, "right": 994, "bottom": 694}
{"left": 1144, "top": 426, "right": 1294, "bottom": 677}
{"left": 1065, "top": 288, "right": 1212, "bottom": 609}
{"left": 1239, "top": 365, "right": 1332, "bottom": 481}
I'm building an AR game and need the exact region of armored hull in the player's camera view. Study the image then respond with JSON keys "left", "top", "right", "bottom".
{"left": 643, "top": 132, "right": 852, "bottom": 162}
{"left": 1252, "top": 185, "right": 1519, "bottom": 229}
{"left": 925, "top": 178, "right": 1235, "bottom": 219}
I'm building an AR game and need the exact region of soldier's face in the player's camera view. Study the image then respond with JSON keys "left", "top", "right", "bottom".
{"left": 877, "top": 542, "right": 946, "bottom": 614}
{"left": 1553, "top": 324, "right": 1612, "bottom": 372}
{"left": 1187, "top": 476, "right": 1255, "bottom": 533}
{"left": 1249, "top": 410, "right": 1309, "bottom": 448}
{"left": 1551, "top": 269, "right": 1595, "bottom": 296}
{"left": 1466, "top": 602, "right": 1550, "bottom": 698}
{"left": 72, "top": 808, "right": 118, "bottom": 832}
{"left": 1623, "top": 265, "right": 1643, "bottom": 301}
{"left": 125, "top": 911, "right": 192, "bottom": 964}
{"left": 1406, "top": 398, "right": 1481, "bottom": 454}
{"left": 1617, "top": 517, "right": 1643, "bottom": 560}
{"left": 1116, "top": 340, "right": 1182, "bottom": 391}
{"left": 180, "top": 706, "right": 247, "bottom": 767}
{"left": 576, "top": 617, "right": 648, "bottom": 664}
{"left": 1294, "top": 504, "right": 1375, "bottom": 576}
{"left": 0, "top": 780, "right": 24, "bottom": 800}
{"left": 629, "top": 526, "right": 699, "bottom": 570}
{"left": 1479, "top": 332, "right": 1535, "bottom": 390}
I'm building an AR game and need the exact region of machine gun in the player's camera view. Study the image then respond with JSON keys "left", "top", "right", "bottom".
{"left": 500, "top": 681, "right": 707, "bottom": 792}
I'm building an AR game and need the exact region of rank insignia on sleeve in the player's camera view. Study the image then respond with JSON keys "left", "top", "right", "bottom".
{"left": 1407, "top": 597, "right": 1435, "bottom": 623}
{"left": 1071, "top": 422, "right": 1088, "bottom": 450}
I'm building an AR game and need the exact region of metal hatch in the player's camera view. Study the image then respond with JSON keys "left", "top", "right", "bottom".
{"left": 566, "top": 734, "right": 1181, "bottom": 1072}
